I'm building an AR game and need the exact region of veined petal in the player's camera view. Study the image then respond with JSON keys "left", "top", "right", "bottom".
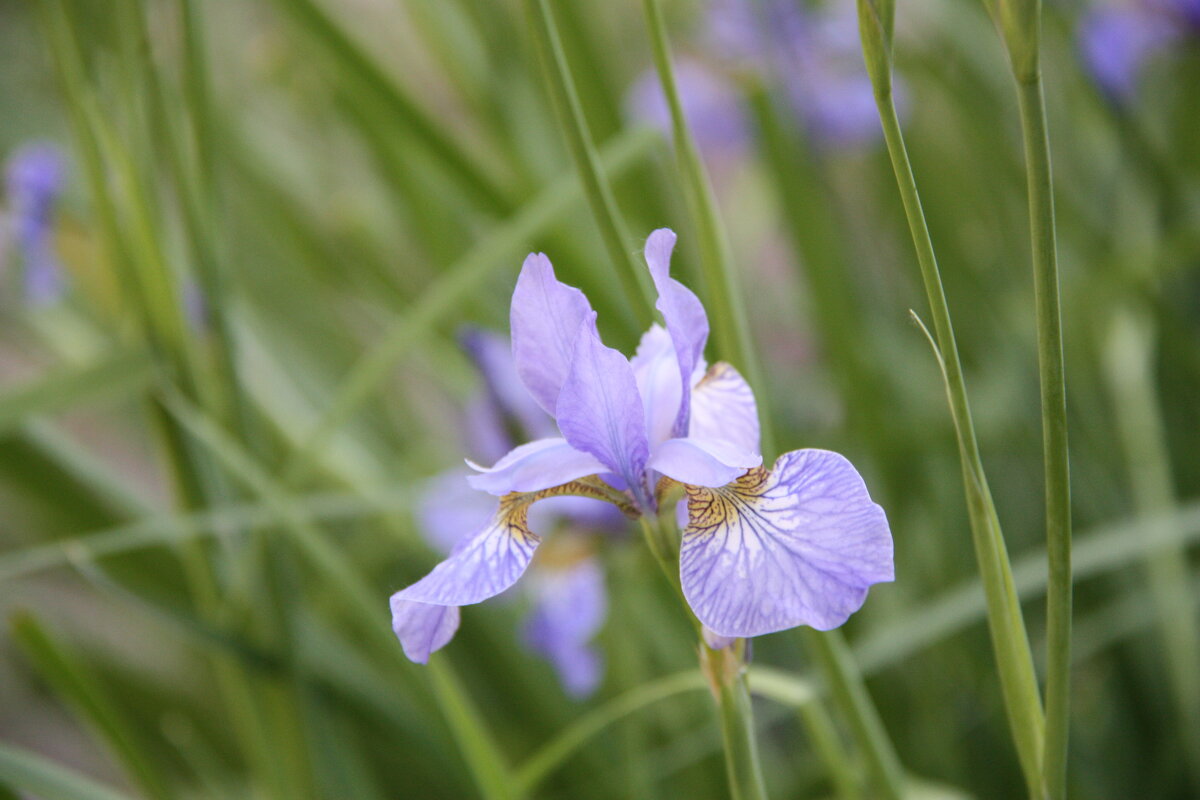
{"left": 467, "top": 438, "right": 607, "bottom": 495}
{"left": 648, "top": 436, "right": 761, "bottom": 488}
{"left": 390, "top": 597, "right": 460, "bottom": 664}
{"left": 395, "top": 495, "right": 541, "bottom": 606}
{"left": 556, "top": 315, "right": 651, "bottom": 507}
{"left": 511, "top": 253, "right": 594, "bottom": 416}
{"left": 419, "top": 470, "right": 497, "bottom": 553}
{"left": 689, "top": 362, "right": 760, "bottom": 457}
{"left": 644, "top": 228, "right": 709, "bottom": 438}
{"left": 523, "top": 556, "right": 607, "bottom": 697}
{"left": 680, "top": 450, "right": 893, "bottom": 638}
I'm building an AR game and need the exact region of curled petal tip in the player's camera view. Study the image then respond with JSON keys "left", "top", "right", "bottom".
{"left": 391, "top": 596, "right": 460, "bottom": 663}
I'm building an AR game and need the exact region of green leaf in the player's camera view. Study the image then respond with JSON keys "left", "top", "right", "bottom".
{"left": 0, "top": 743, "right": 136, "bottom": 800}
{"left": 0, "top": 350, "right": 154, "bottom": 436}
{"left": 8, "top": 612, "right": 174, "bottom": 800}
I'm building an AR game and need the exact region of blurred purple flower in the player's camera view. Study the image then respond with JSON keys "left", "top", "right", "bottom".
{"left": 706, "top": 0, "right": 890, "bottom": 149}
{"left": 5, "top": 142, "right": 67, "bottom": 304}
{"left": 626, "top": 60, "right": 750, "bottom": 155}
{"left": 391, "top": 228, "right": 893, "bottom": 664}
{"left": 1079, "top": 0, "right": 1199, "bottom": 100}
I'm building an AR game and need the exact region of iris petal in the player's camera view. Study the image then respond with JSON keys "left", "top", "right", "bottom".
{"left": 394, "top": 496, "right": 541, "bottom": 606}
{"left": 648, "top": 436, "right": 761, "bottom": 488}
{"left": 556, "top": 315, "right": 652, "bottom": 507}
{"left": 631, "top": 324, "right": 684, "bottom": 448}
{"left": 644, "top": 228, "right": 709, "bottom": 438}
{"left": 390, "top": 598, "right": 461, "bottom": 663}
{"left": 510, "top": 253, "right": 595, "bottom": 416}
{"left": 467, "top": 438, "right": 608, "bottom": 495}
{"left": 689, "top": 362, "right": 760, "bottom": 457}
{"left": 680, "top": 449, "right": 893, "bottom": 637}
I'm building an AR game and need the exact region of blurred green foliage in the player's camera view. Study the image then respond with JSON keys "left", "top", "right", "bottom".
{"left": 0, "top": 0, "right": 1198, "bottom": 798}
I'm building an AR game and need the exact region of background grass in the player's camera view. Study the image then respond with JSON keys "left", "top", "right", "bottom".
{"left": 0, "top": 0, "right": 1198, "bottom": 798}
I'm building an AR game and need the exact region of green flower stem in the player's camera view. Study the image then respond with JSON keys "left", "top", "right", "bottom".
{"left": 524, "top": 0, "right": 656, "bottom": 324}
{"left": 1014, "top": 72, "right": 1072, "bottom": 800}
{"left": 801, "top": 630, "right": 904, "bottom": 800}
{"left": 703, "top": 645, "right": 771, "bottom": 800}
{"left": 638, "top": 515, "right": 768, "bottom": 798}
{"left": 854, "top": 3, "right": 1046, "bottom": 785}
{"left": 639, "top": 0, "right": 772, "bottom": 449}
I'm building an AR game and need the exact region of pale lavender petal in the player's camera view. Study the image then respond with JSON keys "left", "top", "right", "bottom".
{"left": 466, "top": 437, "right": 607, "bottom": 495}
{"left": 395, "top": 499, "right": 541, "bottom": 605}
{"left": 510, "top": 253, "right": 594, "bottom": 416}
{"left": 390, "top": 597, "right": 460, "bottom": 664}
{"left": 523, "top": 557, "right": 607, "bottom": 697}
{"left": 644, "top": 229, "right": 709, "bottom": 438}
{"left": 648, "top": 436, "right": 761, "bottom": 488}
{"left": 556, "top": 315, "right": 651, "bottom": 508}
{"left": 689, "top": 362, "right": 761, "bottom": 456}
{"left": 419, "top": 470, "right": 498, "bottom": 554}
{"left": 460, "top": 327, "right": 553, "bottom": 440}
{"left": 680, "top": 450, "right": 893, "bottom": 637}
{"left": 631, "top": 324, "right": 684, "bottom": 448}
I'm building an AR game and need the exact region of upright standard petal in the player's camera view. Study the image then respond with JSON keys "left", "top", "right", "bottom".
{"left": 523, "top": 556, "right": 607, "bottom": 697}
{"left": 644, "top": 228, "right": 709, "bottom": 438}
{"left": 680, "top": 449, "right": 893, "bottom": 638}
{"left": 689, "top": 362, "right": 761, "bottom": 456}
{"left": 394, "top": 495, "right": 541, "bottom": 606}
{"left": 467, "top": 437, "right": 608, "bottom": 495}
{"left": 390, "top": 597, "right": 461, "bottom": 664}
{"left": 556, "top": 315, "right": 652, "bottom": 508}
{"left": 631, "top": 324, "right": 685, "bottom": 448}
{"left": 510, "top": 253, "right": 594, "bottom": 416}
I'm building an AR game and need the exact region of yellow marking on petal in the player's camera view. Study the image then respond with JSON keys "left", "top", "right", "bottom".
{"left": 683, "top": 467, "right": 770, "bottom": 535}
{"left": 496, "top": 493, "right": 540, "bottom": 547}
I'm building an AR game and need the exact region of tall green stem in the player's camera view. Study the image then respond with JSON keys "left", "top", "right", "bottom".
{"left": 703, "top": 646, "right": 770, "bottom": 800}
{"left": 639, "top": 515, "right": 768, "bottom": 798}
{"left": 1014, "top": 73, "right": 1072, "bottom": 800}
{"left": 524, "top": 0, "right": 656, "bottom": 324}
{"left": 854, "top": 0, "right": 1046, "bottom": 787}
{"left": 639, "top": 0, "right": 772, "bottom": 447}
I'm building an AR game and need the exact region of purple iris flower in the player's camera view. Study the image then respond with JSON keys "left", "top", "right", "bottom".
{"left": 705, "top": 0, "right": 891, "bottom": 149}
{"left": 390, "top": 228, "right": 893, "bottom": 665}
{"left": 626, "top": 59, "right": 751, "bottom": 156}
{"left": 1079, "top": 0, "right": 1198, "bottom": 100}
{"left": 398, "top": 327, "right": 620, "bottom": 697}
{"left": 5, "top": 142, "right": 67, "bottom": 305}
